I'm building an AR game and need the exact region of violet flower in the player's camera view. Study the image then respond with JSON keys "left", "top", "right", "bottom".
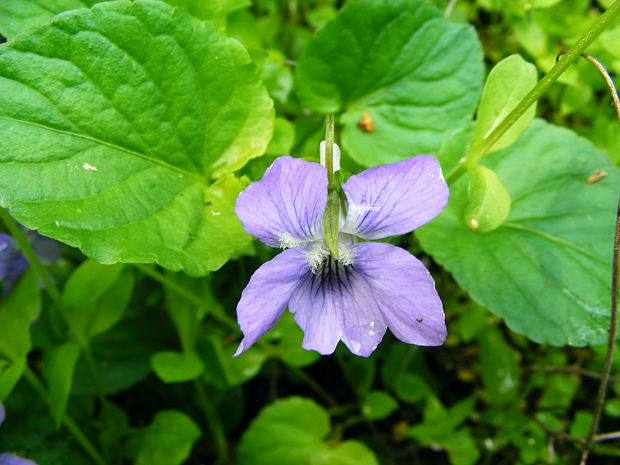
{"left": 234, "top": 143, "right": 449, "bottom": 357}
{"left": 0, "top": 403, "right": 38, "bottom": 465}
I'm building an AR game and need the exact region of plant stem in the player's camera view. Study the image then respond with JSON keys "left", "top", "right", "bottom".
{"left": 23, "top": 367, "right": 107, "bottom": 465}
{"left": 194, "top": 379, "right": 230, "bottom": 465}
{"left": 579, "top": 196, "right": 620, "bottom": 465}
{"left": 324, "top": 114, "right": 336, "bottom": 188}
{"left": 288, "top": 365, "right": 338, "bottom": 408}
{"left": 446, "top": 0, "right": 620, "bottom": 184}
{"left": 0, "top": 209, "right": 62, "bottom": 305}
{"left": 0, "top": 209, "right": 107, "bottom": 403}
{"left": 133, "top": 264, "right": 239, "bottom": 333}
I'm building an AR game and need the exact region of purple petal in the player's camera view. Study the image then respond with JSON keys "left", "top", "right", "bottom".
{"left": 289, "top": 256, "right": 387, "bottom": 356}
{"left": 0, "top": 454, "right": 38, "bottom": 465}
{"left": 235, "top": 156, "right": 327, "bottom": 247}
{"left": 341, "top": 155, "right": 448, "bottom": 239}
{"left": 234, "top": 248, "right": 309, "bottom": 356}
{"left": 355, "top": 242, "right": 446, "bottom": 346}
{"left": 0, "top": 234, "right": 19, "bottom": 281}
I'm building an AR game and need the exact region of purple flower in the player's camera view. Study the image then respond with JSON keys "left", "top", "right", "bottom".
{"left": 234, "top": 148, "right": 449, "bottom": 357}
{"left": 0, "top": 403, "right": 38, "bottom": 465}
{"left": 0, "top": 226, "right": 60, "bottom": 296}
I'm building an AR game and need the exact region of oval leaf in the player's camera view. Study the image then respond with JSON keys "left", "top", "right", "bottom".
{"left": 295, "top": 0, "right": 483, "bottom": 166}
{"left": 464, "top": 165, "right": 511, "bottom": 233}
{"left": 417, "top": 119, "right": 620, "bottom": 346}
{"left": 470, "top": 54, "right": 537, "bottom": 155}
{"left": 237, "top": 397, "right": 378, "bottom": 465}
{"left": 0, "top": 0, "right": 273, "bottom": 276}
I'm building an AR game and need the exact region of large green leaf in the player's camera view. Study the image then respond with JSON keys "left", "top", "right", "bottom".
{"left": 294, "top": 0, "right": 483, "bottom": 166}
{"left": 417, "top": 119, "right": 620, "bottom": 346}
{"left": 236, "top": 397, "right": 378, "bottom": 465}
{"left": 0, "top": 0, "right": 97, "bottom": 39}
{"left": 0, "top": 0, "right": 273, "bottom": 276}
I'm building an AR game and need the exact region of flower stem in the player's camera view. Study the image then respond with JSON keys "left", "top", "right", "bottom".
{"left": 0, "top": 208, "right": 62, "bottom": 305}
{"left": 0, "top": 209, "right": 107, "bottom": 404}
{"left": 132, "top": 264, "right": 239, "bottom": 333}
{"left": 446, "top": 0, "right": 620, "bottom": 184}
{"left": 322, "top": 115, "right": 341, "bottom": 259}
{"left": 23, "top": 367, "right": 107, "bottom": 465}
{"left": 324, "top": 114, "right": 336, "bottom": 188}
{"left": 194, "top": 379, "right": 230, "bottom": 465}
{"left": 579, "top": 195, "right": 620, "bottom": 465}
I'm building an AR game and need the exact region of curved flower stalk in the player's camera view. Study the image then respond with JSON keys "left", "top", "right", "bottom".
{"left": 0, "top": 404, "right": 38, "bottom": 465}
{"left": 234, "top": 144, "right": 449, "bottom": 357}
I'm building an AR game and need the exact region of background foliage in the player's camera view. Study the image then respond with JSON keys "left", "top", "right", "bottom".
{"left": 0, "top": 0, "right": 619, "bottom": 464}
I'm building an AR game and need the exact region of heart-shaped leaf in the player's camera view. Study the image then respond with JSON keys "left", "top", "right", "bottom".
{"left": 417, "top": 119, "right": 620, "bottom": 346}
{"left": 295, "top": 0, "right": 483, "bottom": 166}
{"left": 0, "top": 0, "right": 273, "bottom": 276}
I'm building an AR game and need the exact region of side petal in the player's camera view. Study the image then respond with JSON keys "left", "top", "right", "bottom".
{"left": 0, "top": 454, "right": 38, "bottom": 465}
{"left": 234, "top": 248, "right": 309, "bottom": 356}
{"left": 341, "top": 155, "right": 448, "bottom": 239}
{"left": 289, "top": 257, "right": 387, "bottom": 356}
{"left": 355, "top": 242, "right": 446, "bottom": 346}
{"left": 235, "top": 156, "right": 327, "bottom": 247}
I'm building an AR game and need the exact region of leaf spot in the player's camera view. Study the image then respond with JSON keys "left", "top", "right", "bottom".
{"left": 82, "top": 163, "right": 97, "bottom": 171}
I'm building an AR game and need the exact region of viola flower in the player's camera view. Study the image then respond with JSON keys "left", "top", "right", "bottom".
{"left": 0, "top": 225, "right": 60, "bottom": 296}
{"left": 234, "top": 143, "right": 449, "bottom": 357}
{"left": 0, "top": 403, "right": 38, "bottom": 465}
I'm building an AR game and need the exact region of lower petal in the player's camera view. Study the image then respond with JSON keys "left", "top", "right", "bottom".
{"left": 289, "top": 258, "right": 387, "bottom": 356}
{"left": 235, "top": 248, "right": 309, "bottom": 356}
{"left": 354, "top": 242, "right": 446, "bottom": 346}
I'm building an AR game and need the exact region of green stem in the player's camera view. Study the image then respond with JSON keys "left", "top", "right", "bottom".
{"left": 0, "top": 210, "right": 107, "bottom": 403}
{"left": 133, "top": 264, "right": 239, "bottom": 333}
{"left": 446, "top": 0, "right": 620, "bottom": 184}
{"left": 288, "top": 365, "right": 338, "bottom": 408}
{"left": 324, "top": 114, "right": 336, "bottom": 188}
{"left": 23, "top": 367, "right": 107, "bottom": 465}
{"left": 194, "top": 379, "right": 230, "bottom": 465}
{"left": 579, "top": 196, "right": 620, "bottom": 465}
{"left": 322, "top": 115, "right": 341, "bottom": 258}
{"left": 0, "top": 209, "right": 62, "bottom": 305}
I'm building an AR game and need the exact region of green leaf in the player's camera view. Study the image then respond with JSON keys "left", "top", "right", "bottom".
{"left": 362, "top": 390, "right": 398, "bottom": 420}
{"left": 470, "top": 54, "right": 537, "bottom": 156}
{"left": 0, "top": 0, "right": 273, "bottom": 276}
{"left": 133, "top": 410, "right": 201, "bottom": 465}
{"left": 0, "top": 269, "right": 40, "bottom": 400}
{"left": 151, "top": 350, "right": 204, "bottom": 383}
{"left": 0, "top": 0, "right": 96, "bottom": 40}
{"left": 295, "top": 0, "right": 483, "bottom": 166}
{"left": 62, "top": 260, "right": 124, "bottom": 308}
{"left": 417, "top": 119, "right": 620, "bottom": 346}
{"left": 394, "top": 372, "right": 431, "bottom": 403}
{"left": 477, "top": 326, "right": 520, "bottom": 405}
{"left": 68, "top": 267, "right": 134, "bottom": 339}
{"left": 236, "top": 397, "right": 378, "bottom": 465}
{"left": 43, "top": 341, "right": 82, "bottom": 427}
{"left": 464, "top": 165, "right": 511, "bottom": 233}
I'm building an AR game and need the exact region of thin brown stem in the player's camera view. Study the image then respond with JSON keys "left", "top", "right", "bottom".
{"left": 557, "top": 50, "right": 620, "bottom": 124}
{"left": 579, "top": 196, "right": 620, "bottom": 465}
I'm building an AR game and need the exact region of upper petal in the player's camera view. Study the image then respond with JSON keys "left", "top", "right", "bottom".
{"left": 354, "top": 242, "right": 446, "bottom": 346}
{"left": 289, "top": 256, "right": 387, "bottom": 356}
{"left": 234, "top": 247, "right": 309, "bottom": 356}
{"left": 341, "top": 155, "right": 448, "bottom": 239}
{"left": 235, "top": 156, "right": 327, "bottom": 247}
